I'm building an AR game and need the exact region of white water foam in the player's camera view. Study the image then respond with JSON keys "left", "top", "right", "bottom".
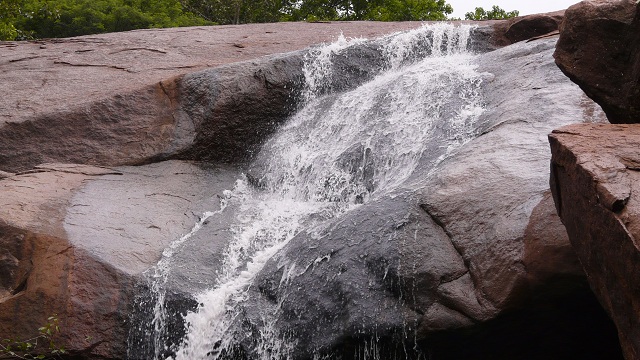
{"left": 132, "top": 194, "right": 230, "bottom": 360}
{"left": 168, "top": 23, "right": 484, "bottom": 360}
{"left": 302, "top": 33, "right": 367, "bottom": 101}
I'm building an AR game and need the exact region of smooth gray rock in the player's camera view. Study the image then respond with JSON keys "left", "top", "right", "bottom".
{"left": 0, "top": 161, "right": 240, "bottom": 359}
{"left": 234, "top": 37, "right": 607, "bottom": 358}
{"left": 418, "top": 38, "right": 607, "bottom": 310}
{"left": 64, "top": 160, "right": 238, "bottom": 276}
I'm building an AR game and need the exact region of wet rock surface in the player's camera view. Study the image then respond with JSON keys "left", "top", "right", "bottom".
{"left": 0, "top": 22, "right": 433, "bottom": 173}
{"left": 1, "top": 22, "right": 454, "bottom": 359}
{"left": 0, "top": 165, "right": 134, "bottom": 358}
{"left": 550, "top": 123, "right": 640, "bottom": 360}
{"left": 0, "top": 162, "right": 238, "bottom": 358}
{"left": 0, "top": 14, "right": 626, "bottom": 360}
{"left": 235, "top": 37, "right": 618, "bottom": 359}
{"left": 0, "top": 22, "right": 428, "bottom": 123}
{"left": 64, "top": 161, "right": 239, "bottom": 276}
{"left": 554, "top": 0, "right": 640, "bottom": 124}
{"left": 0, "top": 53, "right": 306, "bottom": 172}
{"left": 0, "top": 16, "right": 560, "bottom": 174}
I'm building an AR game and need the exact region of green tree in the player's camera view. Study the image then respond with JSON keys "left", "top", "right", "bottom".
{"left": 179, "top": 0, "right": 282, "bottom": 24}
{"left": 8, "top": 0, "right": 211, "bottom": 39}
{"left": 283, "top": 0, "right": 453, "bottom": 22}
{"left": 180, "top": 0, "right": 454, "bottom": 23}
{"left": 464, "top": 5, "right": 518, "bottom": 20}
{"left": 0, "top": 0, "right": 23, "bottom": 40}
{"left": 1, "top": 0, "right": 456, "bottom": 40}
{"left": 366, "top": 0, "right": 453, "bottom": 21}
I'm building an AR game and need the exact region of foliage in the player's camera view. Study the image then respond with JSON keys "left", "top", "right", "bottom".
{"left": 181, "top": 0, "right": 453, "bottom": 23}
{"left": 464, "top": 5, "right": 519, "bottom": 20}
{"left": 364, "top": 0, "right": 453, "bottom": 21}
{"left": 0, "top": 315, "right": 65, "bottom": 360}
{"left": 292, "top": 0, "right": 455, "bottom": 22}
{"left": 0, "top": 0, "right": 457, "bottom": 40}
{"left": 0, "top": 0, "right": 23, "bottom": 40}
{"left": 2, "top": 0, "right": 211, "bottom": 40}
{"left": 179, "top": 0, "right": 283, "bottom": 24}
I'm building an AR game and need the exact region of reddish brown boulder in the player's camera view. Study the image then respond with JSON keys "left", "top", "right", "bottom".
{"left": 491, "top": 10, "right": 564, "bottom": 46}
{"left": 550, "top": 123, "right": 640, "bottom": 360}
{"left": 0, "top": 165, "right": 133, "bottom": 358}
{"left": 0, "top": 22, "right": 430, "bottom": 173}
{"left": 554, "top": 0, "right": 640, "bottom": 123}
{"left": 0, "top": 162, "right": 239, "bottom": 358}
{"left": 0, "top": 18, "right": 569, "bottom": 174}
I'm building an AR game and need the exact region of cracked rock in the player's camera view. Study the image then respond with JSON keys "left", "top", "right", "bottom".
{"left": 550, "top": 123, "right": 640, "bottom": 360}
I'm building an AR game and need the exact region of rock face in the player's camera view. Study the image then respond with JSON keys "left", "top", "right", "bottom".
{"left": 550, "top": 124, "right": 640, "bottom": 360}
{"left": 232, "top": 37, "right": 617, "bottom": 359}
{"left": 550, "top": 3, "right": 640, "bottom": 359}
{"left": 554, "top": 0, "right": 640, "bottom": 124}
{"left": 0, "top": 53, "right": 306, "bottom": 172}
{"left": 0, "top": 165, "right": 134, "bottom": 358}
{"left": 1, "top": 22, "right": 433, "bottom": 173}
{"left": 0, "top": 162, "right": 239, "bottom": 358}
{"left": 0, "top": 16, "right": 624, "bottom": 360}
{"left": 492, "top": 10, "right": 564, "bottom": 46}
{"left": 0, "top": 22, "right": 489, "bottom": 359}
{"left": 0, "top": 22, "right": 428, "bottom": 123}
{"left": 0, "top": 16, "right": 561, "bottom": 174}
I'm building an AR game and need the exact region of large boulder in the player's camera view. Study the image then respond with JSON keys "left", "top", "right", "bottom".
{"left": 227, "top": 37, "right": 618, "bottom": 359}
{"left": 554, "top": 0, "right": 640, "bottom": 123}
{"left": 0, "top": 23, "right": 491, "bottom": 359}
{"left": 0, "top": 17, "right": 571, "bottom": 174}
{"left": 0, "top": 53, "right": 305, "bottom": 173}
{"left": 491, "top": 10, "right": 564, "bottom": 46}
{"left": 0, "top": 18, "right": 624, "bottom": 360}
{"left": 0, "top": 162, "right": 239, "bottom": 358}
{"left": 550, "top": 123, "right": 640, "bottom": 360}
{"left": 551, "top": 2, "right": 640, "bottom": 357}
{"left": 0, "top": 22, "right": 433, "bottom": 173}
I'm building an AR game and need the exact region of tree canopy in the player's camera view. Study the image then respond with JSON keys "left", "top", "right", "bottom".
{"left": 2, "top": 0, "right": 211, "bottom": 40}
{"left": 0, "top": 0, "right": 22, "bottom": 40}
{"left": 0, "top": 0, "right": 482, "bottom": 41}
{"left": 181, "top": 0, "right": 454, "bottom": 24}
{"left": 464, "top": 5, "right": 519, "bottom": 20}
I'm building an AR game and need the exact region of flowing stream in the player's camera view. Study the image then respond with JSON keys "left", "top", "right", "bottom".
{"left": 132, "top": 23, "right": 486, "bottom": 360}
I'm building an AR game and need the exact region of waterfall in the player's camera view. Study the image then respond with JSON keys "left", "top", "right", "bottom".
{"left": 138, "top": 23, "right": 486, "bottom": 360}
{"left": 128, "top": 197, "right": 231, "bottom": 360}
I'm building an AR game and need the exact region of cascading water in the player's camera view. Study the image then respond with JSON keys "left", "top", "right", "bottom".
{"left": 128, "top": 203, "right": 229, "bottom": 360}
{"left": 133, "top": 23, "right": 486, "bottom": 360}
